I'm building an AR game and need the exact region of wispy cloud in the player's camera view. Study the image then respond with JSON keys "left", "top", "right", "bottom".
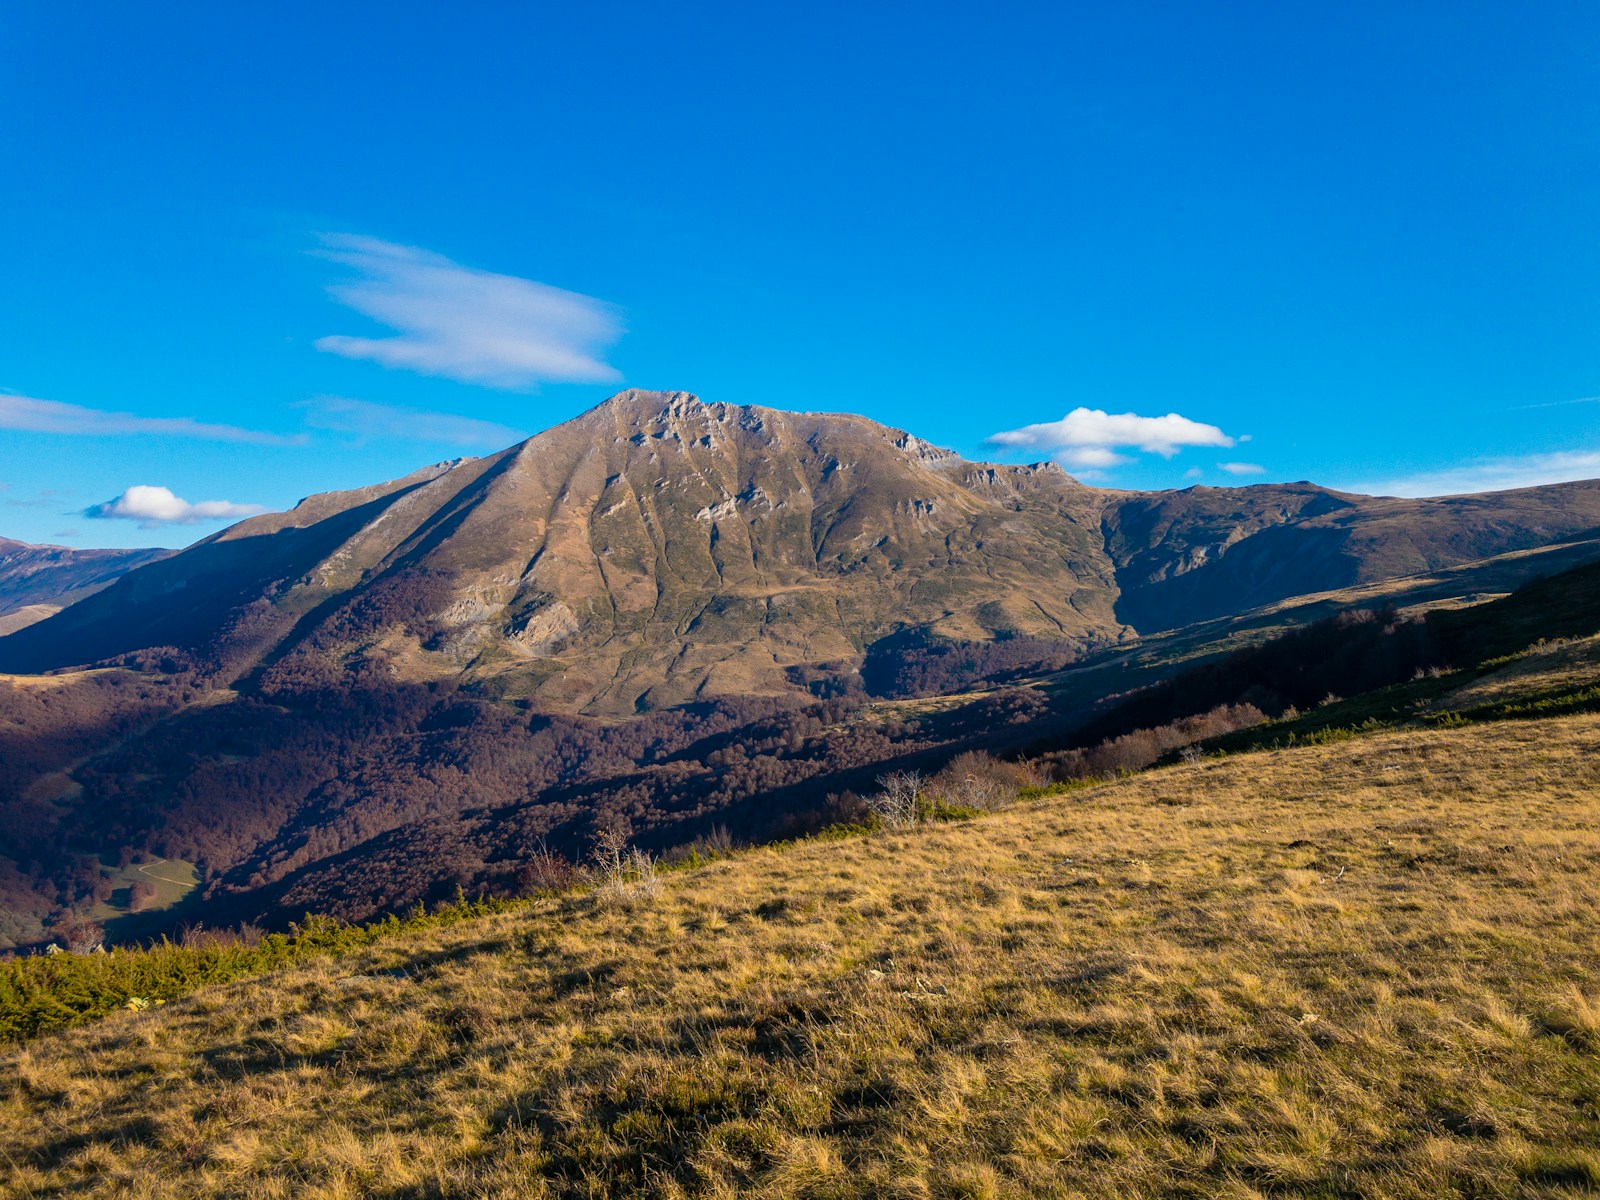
{"left": 298, "top": 396, "right": 522, "bottom": 450}
{"left": 84, "top": 485, "right": 270, "bottom": 528}
{"left": 987, "top": 407, "right": 1235, "bottom": 473}
{"left": 314, "top": 234, "right": 624, "bottom": 389}
{"left": 5, "top": 488, "right": 73, "bottom": 509}
{"left": 1346, "top": 449, "right": 1600, "bottom": 498}
{"left": 0, "top": 392, "right": 298, "bottom": 444}
{"left": 1511, "top": 395, "right": 1600, "bottom": 411}
{"left": 1217, "top": 461, "right": 1266, "bottom": 476}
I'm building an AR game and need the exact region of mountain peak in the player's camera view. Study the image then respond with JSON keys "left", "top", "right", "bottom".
{"left": 581, "top": 388, "right": 713, "bottom": 425}
{"left": 592, "top": 387, "right": 701, "bottom": 412}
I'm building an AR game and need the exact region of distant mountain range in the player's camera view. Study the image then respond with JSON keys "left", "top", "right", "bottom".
{"left": 4, "top": 389, "right": 1600, "bottom": 712}
{"left": 0, "top": 538, "right": 171, "bottom": 636}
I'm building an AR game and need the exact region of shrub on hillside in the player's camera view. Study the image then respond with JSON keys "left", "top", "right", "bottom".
{"left": 516, "top": 843, "right": 582, "bottom": 894}
{"left": 866, "top": 771, "right": 923, "bottom": 827}
{"left": 127, "top": 881, "right": 159, "bottom": 913}
{"left": 588, "top": 826, "right": 661, "bottom": 909}
{"left": 926, "top": 751, "right": 1038, "bottom": 812}
{"left": 1043, "top": 703, "right": 1268, "bottom": 780}
{"left": 0, "top": 896, "right": 519, "bottom": 1043}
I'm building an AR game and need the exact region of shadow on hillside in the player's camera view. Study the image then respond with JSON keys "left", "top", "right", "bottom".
{"left": 0, "top": 484, "right": 435, "bottom": 675}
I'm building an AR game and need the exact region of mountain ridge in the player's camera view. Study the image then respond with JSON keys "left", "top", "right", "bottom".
{"left": 0, "top": 537, "right": 172, "bottom": 636}
{"left": 4, "top": 389, "right": 1600, "bottom": 713}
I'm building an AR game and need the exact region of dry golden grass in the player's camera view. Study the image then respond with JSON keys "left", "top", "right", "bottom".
{"left": 0, "top": 668, "right": 122, "bottom": 690}
{"left": 6, "top": 716, "right": 1600, "bottom": 1198}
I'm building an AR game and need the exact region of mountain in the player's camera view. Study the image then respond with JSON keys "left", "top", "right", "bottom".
{"left": 6, "top": 389, "right": 1600, "bottom": 949}
{"left": 4, "top": 389, "right": 1600, "bottom": 713}
{"left": 0, "top": 391, "right": 1124, "bottom": 710}
{"left": 0, "top": 538, "right": 171, "bottom": 636}
{"left": 1103, "top": 479, "right": 1600, "bottom": 630}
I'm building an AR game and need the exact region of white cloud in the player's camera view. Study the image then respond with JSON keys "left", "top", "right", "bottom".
{"left": 987, "top": 407, "right": 1235, "bottom": 470}
{"left": 298, "top": 396, "right": 523, "bottom": 450}
{"left": 0, "top": 392, "right": 299, "bottom": 444}
{"left": 1183, "top": 466, "right": 1204, "bottom": 480}
{"left": 84, "top": 485, "right": 270, "bottom": 528}
{"left": 1218, "top": 461, "right": 1266, "bottom": 476}
{"left": 314, "top": 234, "right": 624, "bottom": 388}
{"left": 1055, "top": 445, "right": 1131, "bottom": 469}
{"left": 1346, "top": 449, "right": 1600, "bottom": 498}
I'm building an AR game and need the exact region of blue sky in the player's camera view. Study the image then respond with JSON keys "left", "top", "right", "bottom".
{"left": 2, "top": 2, "right": 1598, "bottom": 548}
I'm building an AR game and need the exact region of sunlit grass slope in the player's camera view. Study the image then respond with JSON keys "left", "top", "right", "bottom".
{"left": 6, "top": 716, "right": 1600, "bottom": 1198}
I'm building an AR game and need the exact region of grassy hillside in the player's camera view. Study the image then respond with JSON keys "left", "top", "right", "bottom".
{"left": 1044, "top": 546, "right": 1600, "bottom": 763}
{"left": 5, "top": 715, "right": 1600, "bottom": 1198}
{"left": 83, "top": 857, "right": 199, "bottom": 929}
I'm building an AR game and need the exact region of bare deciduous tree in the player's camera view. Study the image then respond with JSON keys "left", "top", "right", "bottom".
{"left": 589, "top": 825, "right": 661, "bottom": 908}
{"left": 868, "top": 770, "right": 923, "bottom": 828}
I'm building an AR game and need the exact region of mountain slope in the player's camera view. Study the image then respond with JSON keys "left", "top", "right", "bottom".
{"left": 1104, "top": 479, "right": 1600, "bottom": 630}
{"left": 0, "top": 538, "right": 171, "bottom": 635}
{"left": 5, "top": 390, "right": 1600, "bottom": 714}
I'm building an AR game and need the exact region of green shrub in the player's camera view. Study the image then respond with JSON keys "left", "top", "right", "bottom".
{"left": 0, "top": 895, "right": 519, "bottom": 1044}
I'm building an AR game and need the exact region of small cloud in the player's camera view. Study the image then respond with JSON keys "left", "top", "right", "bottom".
{"left": 314, "top": 234, "right": 624, "bottom": 389}
{"left": 988, "top": 407, "right": 1234, "bottom": 474}
{"left": 298, "top": 396, "right": 522, "bottom": 450}
{"left": 1183, "top": 466, "right": 1204, "bottom": 480}
{"left": 1346, "top": 449, "right": 1600, "bottom": 498}
{"left": 84, "top": 485, "right": 270, "bottom": 528}
{"left": 1238, "top": 434, "right": 1253, "bottom": 443}
{"left": 0, "top": 392, "right": 299, "bottom": 444}
{"left": 1217, "top": 462, "right": 1266, "bottom": 476}
{"left": 52, "top": 528, "right": 81, "bottom": 539}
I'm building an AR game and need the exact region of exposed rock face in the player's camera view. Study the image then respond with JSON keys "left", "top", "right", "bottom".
{"left": 5, "top": 389, "right": 1600, "bottom": 712}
